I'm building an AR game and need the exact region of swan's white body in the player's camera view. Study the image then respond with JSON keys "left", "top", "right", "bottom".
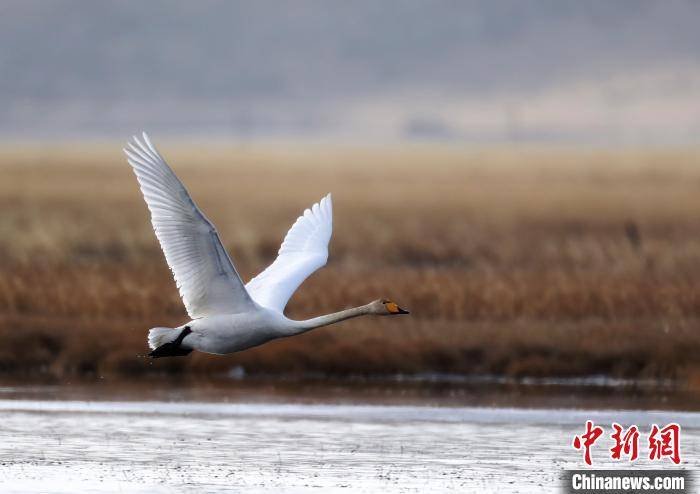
{"left": 124, "top": 133, "right": 407, "bottom": 357}
{"left": 167, "top": 310, "right": 288, "bottom": 355}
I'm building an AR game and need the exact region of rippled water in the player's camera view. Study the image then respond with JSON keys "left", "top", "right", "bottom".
{"left": 0, "top": 381, "right": 698, "bottom": 493}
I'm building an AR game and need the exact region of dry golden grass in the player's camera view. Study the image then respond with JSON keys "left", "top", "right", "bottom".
{"left": 1, "top": 142, "right": 700, "bottom": 381}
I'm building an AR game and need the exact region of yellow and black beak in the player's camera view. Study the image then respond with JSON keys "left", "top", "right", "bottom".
{"left": 386, "top": 301, "right": 410, "bottom": 315}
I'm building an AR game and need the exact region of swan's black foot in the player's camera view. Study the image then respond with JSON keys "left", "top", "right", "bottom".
{"left": 148, "top": 326, "right": 193, "bottom": 359}
{"left": 148, "top": 343, "right": 192, "bottom": 358}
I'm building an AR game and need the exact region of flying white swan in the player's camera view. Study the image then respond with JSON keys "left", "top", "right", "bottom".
{"left": 123, "top": 133, "right": 409, "bottom": 358}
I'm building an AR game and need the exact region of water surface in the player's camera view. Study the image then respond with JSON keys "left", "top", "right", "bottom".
{"left": 0, "top": 378, "right": 697, "bottom": 493}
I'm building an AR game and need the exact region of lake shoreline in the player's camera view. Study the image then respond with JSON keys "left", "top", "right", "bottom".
{"left": 1, "top": 373, "right": 700, "bottom": 411}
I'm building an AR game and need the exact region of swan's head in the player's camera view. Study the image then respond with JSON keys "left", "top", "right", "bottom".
{"left": 372, "top": 299, "right": 410, "bottom": 315}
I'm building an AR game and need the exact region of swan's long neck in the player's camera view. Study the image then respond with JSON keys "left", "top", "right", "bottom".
{"left": 286, "top": 303, "right": 374, "bottom": 335}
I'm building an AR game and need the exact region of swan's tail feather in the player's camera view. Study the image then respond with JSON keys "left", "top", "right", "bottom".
{"left": 148, "top": 327, "right": 176, "bottom": 350}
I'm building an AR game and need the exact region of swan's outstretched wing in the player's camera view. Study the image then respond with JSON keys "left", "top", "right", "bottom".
{"left": 246, "top": 194, "right": 332, "bottom": 313}
{"left": 124, "top": 133, "right": 256, "bottom": 318}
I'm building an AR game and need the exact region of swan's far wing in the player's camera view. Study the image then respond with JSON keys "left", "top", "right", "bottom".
{"left": 246, "top": 194, "right": 332, "bottom": 313}
{"left": 124, "top": 133, "right": 256, "bottom": 318}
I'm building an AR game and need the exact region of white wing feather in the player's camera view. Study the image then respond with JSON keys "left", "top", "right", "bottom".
{"left": 246, "top": 194, "right": 333, "bottom": 313}
{"left": 124, "top": 133, "right": 256, "bottom": 318}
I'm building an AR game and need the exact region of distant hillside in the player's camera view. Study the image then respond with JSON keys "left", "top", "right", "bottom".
{"left": 1, "top": 0, "right": 699, "bottom": 143}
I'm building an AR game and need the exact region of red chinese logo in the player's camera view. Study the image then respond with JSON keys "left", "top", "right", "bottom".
{"left": 572, "top": 420, "right": 604, "bottom": 466}
{"left": 610, "top": 423, "right": 639, "bottom": 461}
{"left": 572, "top": 422, "right": 681, "bottom": 466}
{"left": 648, "top": 423, "right": 681, "bottom": 465}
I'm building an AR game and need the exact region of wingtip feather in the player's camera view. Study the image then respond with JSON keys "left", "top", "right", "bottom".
{"left": 129, "top": 133, "right": 156, "bottom": 161}
{"left": 142, "top": 132, "right": 158, "bottom": 155}
{"left": 321, "top": 193, "right": 332, "bottom": 218}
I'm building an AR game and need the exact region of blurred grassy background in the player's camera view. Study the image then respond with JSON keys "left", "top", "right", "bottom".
{"left": 1, "top": 143, "right": 700, "bottom": 382}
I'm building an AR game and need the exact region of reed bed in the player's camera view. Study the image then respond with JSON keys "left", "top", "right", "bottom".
{"left": 1, "top": 143, "right": 700, "bottom": 381}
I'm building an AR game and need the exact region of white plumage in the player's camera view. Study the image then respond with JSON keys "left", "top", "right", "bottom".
{"left": 246, "top": 193, "right": 332, "bottom": 313}
{"left": 124, "top": 135, "right": 254, "bottom": 319}
{"left": 124, "top": 133, "right": 408, "bottom": 358}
